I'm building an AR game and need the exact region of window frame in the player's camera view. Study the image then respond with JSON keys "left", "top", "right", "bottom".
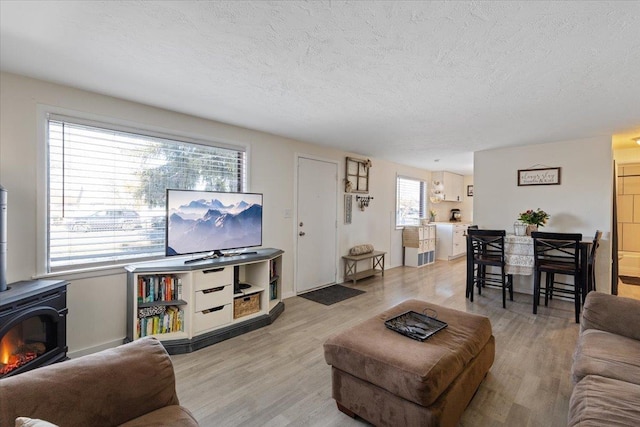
{"left": 395, "top": 175, "right": 427, "bottom": 229}
{"left": 37, "top": 106, "right": 251, "bottom": 276}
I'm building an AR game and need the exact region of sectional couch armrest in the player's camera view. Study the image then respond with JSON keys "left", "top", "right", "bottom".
{"left": 581, "top": 292, "right": 640, "bottom": 341}
{"left": 0, "top": 337, "right": 183, "bottom": 427}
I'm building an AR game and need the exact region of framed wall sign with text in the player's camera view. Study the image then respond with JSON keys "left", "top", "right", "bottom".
{"left": 518, "top": 167, "right": 561, "bottom": 186}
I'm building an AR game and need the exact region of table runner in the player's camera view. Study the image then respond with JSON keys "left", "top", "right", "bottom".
{"left": 504, "top": 234, "right": 534, "bottom": 275}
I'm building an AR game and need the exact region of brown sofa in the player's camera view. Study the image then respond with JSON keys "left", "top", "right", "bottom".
{"left": 569, "top": 292, "right": 640, "bottom": 426}
{"left": 0, "top": 336, "right": 198, "bottom": 427}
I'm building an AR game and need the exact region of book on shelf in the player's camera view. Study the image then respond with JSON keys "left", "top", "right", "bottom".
{"left": 136, "top": 305, "right": 184, "bottom": 338}
{"left": 138, "top": 274, "right": 183, "bottom": 304}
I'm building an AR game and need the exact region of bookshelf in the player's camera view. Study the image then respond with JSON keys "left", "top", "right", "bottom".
{"left": 403, "top": 224, "right": 436, "bottom": 267}
{"left": 135, "top": 272, "right": 188, "bottom": 340}
{"left": 125, "top": 248, "right": 284, "bottom": 354}
{"left": 268, "top": 256, "right": 281, "bottom": 311}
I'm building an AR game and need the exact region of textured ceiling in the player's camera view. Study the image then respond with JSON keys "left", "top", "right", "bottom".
{"left": 1, "top": 1, "right": 639, "bottom": 174}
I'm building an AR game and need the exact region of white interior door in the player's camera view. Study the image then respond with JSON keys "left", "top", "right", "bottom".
{"left": 296, "top": 157, "right": 338, "bottom": 293}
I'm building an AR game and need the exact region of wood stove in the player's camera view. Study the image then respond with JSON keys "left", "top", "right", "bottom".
{"left": 0, "top": 279, "right": 68, "bottom": 378}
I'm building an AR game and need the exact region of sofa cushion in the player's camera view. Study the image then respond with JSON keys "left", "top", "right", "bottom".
{"left": 324, "top": 299, "right": 493, "bottom": 407}
{"left": 119, "top": 405, "right": 199, "bottom": 427}
{"left": 568, "top": 375, "right": 640, "bottom": 427}
{"left": 572, "top": 329, "right": 640, "bottom": 386}
{"left": 581, "top": 292, "right": 640, "bottom": 341}
{"left": 15, "top": 418, "right": 59, "bottom": 427}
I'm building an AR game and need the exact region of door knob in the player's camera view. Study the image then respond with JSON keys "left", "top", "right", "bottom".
{"left": 299, "top": 231, "right": 306, "bottom": 236}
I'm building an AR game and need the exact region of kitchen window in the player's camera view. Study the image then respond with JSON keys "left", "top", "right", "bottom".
{"left": 396, "top": 175, "right": 426, "bottom": 228}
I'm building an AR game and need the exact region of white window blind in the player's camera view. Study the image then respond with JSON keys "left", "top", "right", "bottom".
{"left": 47, "top": 116, "right": 246, "bottom": 271}
{"left": 396, "top": 176, "right": 426, "bottom": 227}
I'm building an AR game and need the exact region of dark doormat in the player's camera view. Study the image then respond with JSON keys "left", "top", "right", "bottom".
{"left": 299, "top": 284, "right": 365, "bottom": 306}
{"left": 620, "top": 275, "right": 640, "bottom": 286}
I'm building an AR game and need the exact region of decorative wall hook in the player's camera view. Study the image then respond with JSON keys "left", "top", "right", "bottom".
{"left": 356, "top": 195, "right": 374, "bottom": 211}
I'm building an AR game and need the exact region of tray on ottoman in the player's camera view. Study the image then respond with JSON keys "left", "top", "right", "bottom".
{"left": 384, "top": 310, "right": 447, "bottom": 341}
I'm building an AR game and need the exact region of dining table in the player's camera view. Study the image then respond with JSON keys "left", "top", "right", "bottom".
{"left": 503, "top": 234, "right": 593, "bottom": 303}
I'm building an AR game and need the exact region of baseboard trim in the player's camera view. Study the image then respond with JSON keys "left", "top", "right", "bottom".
{"left": 67, "top": 338, "right": 123, "bottom": 359}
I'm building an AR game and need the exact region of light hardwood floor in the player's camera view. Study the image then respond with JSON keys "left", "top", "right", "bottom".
{"left": 172, "top": 258, "right": 582, "bottom": 427}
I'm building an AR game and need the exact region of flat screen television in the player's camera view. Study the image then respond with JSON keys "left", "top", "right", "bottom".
{"left": 165, "top": 189, "right": 263, "bottom": 258}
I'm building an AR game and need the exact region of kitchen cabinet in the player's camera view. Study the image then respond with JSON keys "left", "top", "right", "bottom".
{"left": 435, "top": 223, "right": 469, "bottom": 260}
{"left": 432, "top": 171, "right": 464, "bottom": 202}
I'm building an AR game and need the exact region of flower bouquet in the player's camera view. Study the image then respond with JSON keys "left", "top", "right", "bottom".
{"left": 517, "top": 208, "right": 550, "bottom": 235}
{"left": 518, "top": 208, "right": 550, "bottom": 227}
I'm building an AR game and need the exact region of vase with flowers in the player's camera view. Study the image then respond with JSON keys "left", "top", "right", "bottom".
{"left": 517, "top": 208, "right": 550, "bottom": 235}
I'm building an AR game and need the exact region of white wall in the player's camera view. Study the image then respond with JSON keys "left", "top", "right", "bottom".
{"left": 474, "top": 137, "right": 613, "bottom": 294}
{"left": 0, "top": 72, "right": 431, "bottom": 355}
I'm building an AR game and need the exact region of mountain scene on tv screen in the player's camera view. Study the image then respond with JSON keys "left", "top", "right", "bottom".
{"left": 167, "top": 197, "right": 262, "bottom": 255}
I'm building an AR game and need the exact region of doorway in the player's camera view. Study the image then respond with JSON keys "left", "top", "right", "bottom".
{"left": 295, "top": 156, "right": 338, "bottom": 294}
{"left": 615, "top": 161, "right": 640, "bottom": 300}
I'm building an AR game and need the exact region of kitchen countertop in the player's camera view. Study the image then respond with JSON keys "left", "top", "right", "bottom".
{"left": 432, "top": 221, "right": 472, "bottom": 225}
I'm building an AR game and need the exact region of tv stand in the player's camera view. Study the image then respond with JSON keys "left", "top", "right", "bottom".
{"left": 125, "top": 248, "right": 284, "bottom": 354}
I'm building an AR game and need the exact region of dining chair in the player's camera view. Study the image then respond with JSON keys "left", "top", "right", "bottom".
{"left": 466, "top": 229, "right": 513, "bottom": 308}
{"left": 465, "top": 225, "right": 480, "bottom": 299}
{"left": 586, "top": 230, "right": 602, "bottom": 295}
{"left": 531, "top": 231, "right": 583, "bottom": 323}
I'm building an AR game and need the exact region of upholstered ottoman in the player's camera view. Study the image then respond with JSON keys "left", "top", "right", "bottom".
{"left": 323, "top": 299, "right": 494, "bottom": 427}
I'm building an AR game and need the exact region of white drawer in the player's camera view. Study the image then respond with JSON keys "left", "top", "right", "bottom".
{"left": 423, "top": 226, "right": 433, "bottom": 239}
{"left": 454, "top": 224, "right": 468, "bottom": 233}
{"left": 195, "top": 284, "right": 233, "bottom": 312}
{"left": 193, "top": 303, "right": 232, "bottom": 333}
{"left": 193, "top": 267, "right": 233, "bottom": 291}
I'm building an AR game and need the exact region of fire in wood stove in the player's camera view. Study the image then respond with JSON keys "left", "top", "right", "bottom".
{"left": 0, "top": 321, "right": 47, "bottom": 376}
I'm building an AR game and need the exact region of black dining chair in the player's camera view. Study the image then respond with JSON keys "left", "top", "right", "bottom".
{"left": 586, "top": 230, "right": 602, "bottom": 296}
{"left": 465, "top": 225, "right": 480, "bottom": 299}
{"left": 531, "top": 231, "right": 583, "bottom": 323}
{"left": 466, "top": 229, "right": 513, "bottom": 308}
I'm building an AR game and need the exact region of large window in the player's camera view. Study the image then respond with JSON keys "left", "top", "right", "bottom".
{"left": 396, "top": 176, "right": 426, "bottom": 227}
{"left": 47, "top": 115, "right": 246, "bottom": 272}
